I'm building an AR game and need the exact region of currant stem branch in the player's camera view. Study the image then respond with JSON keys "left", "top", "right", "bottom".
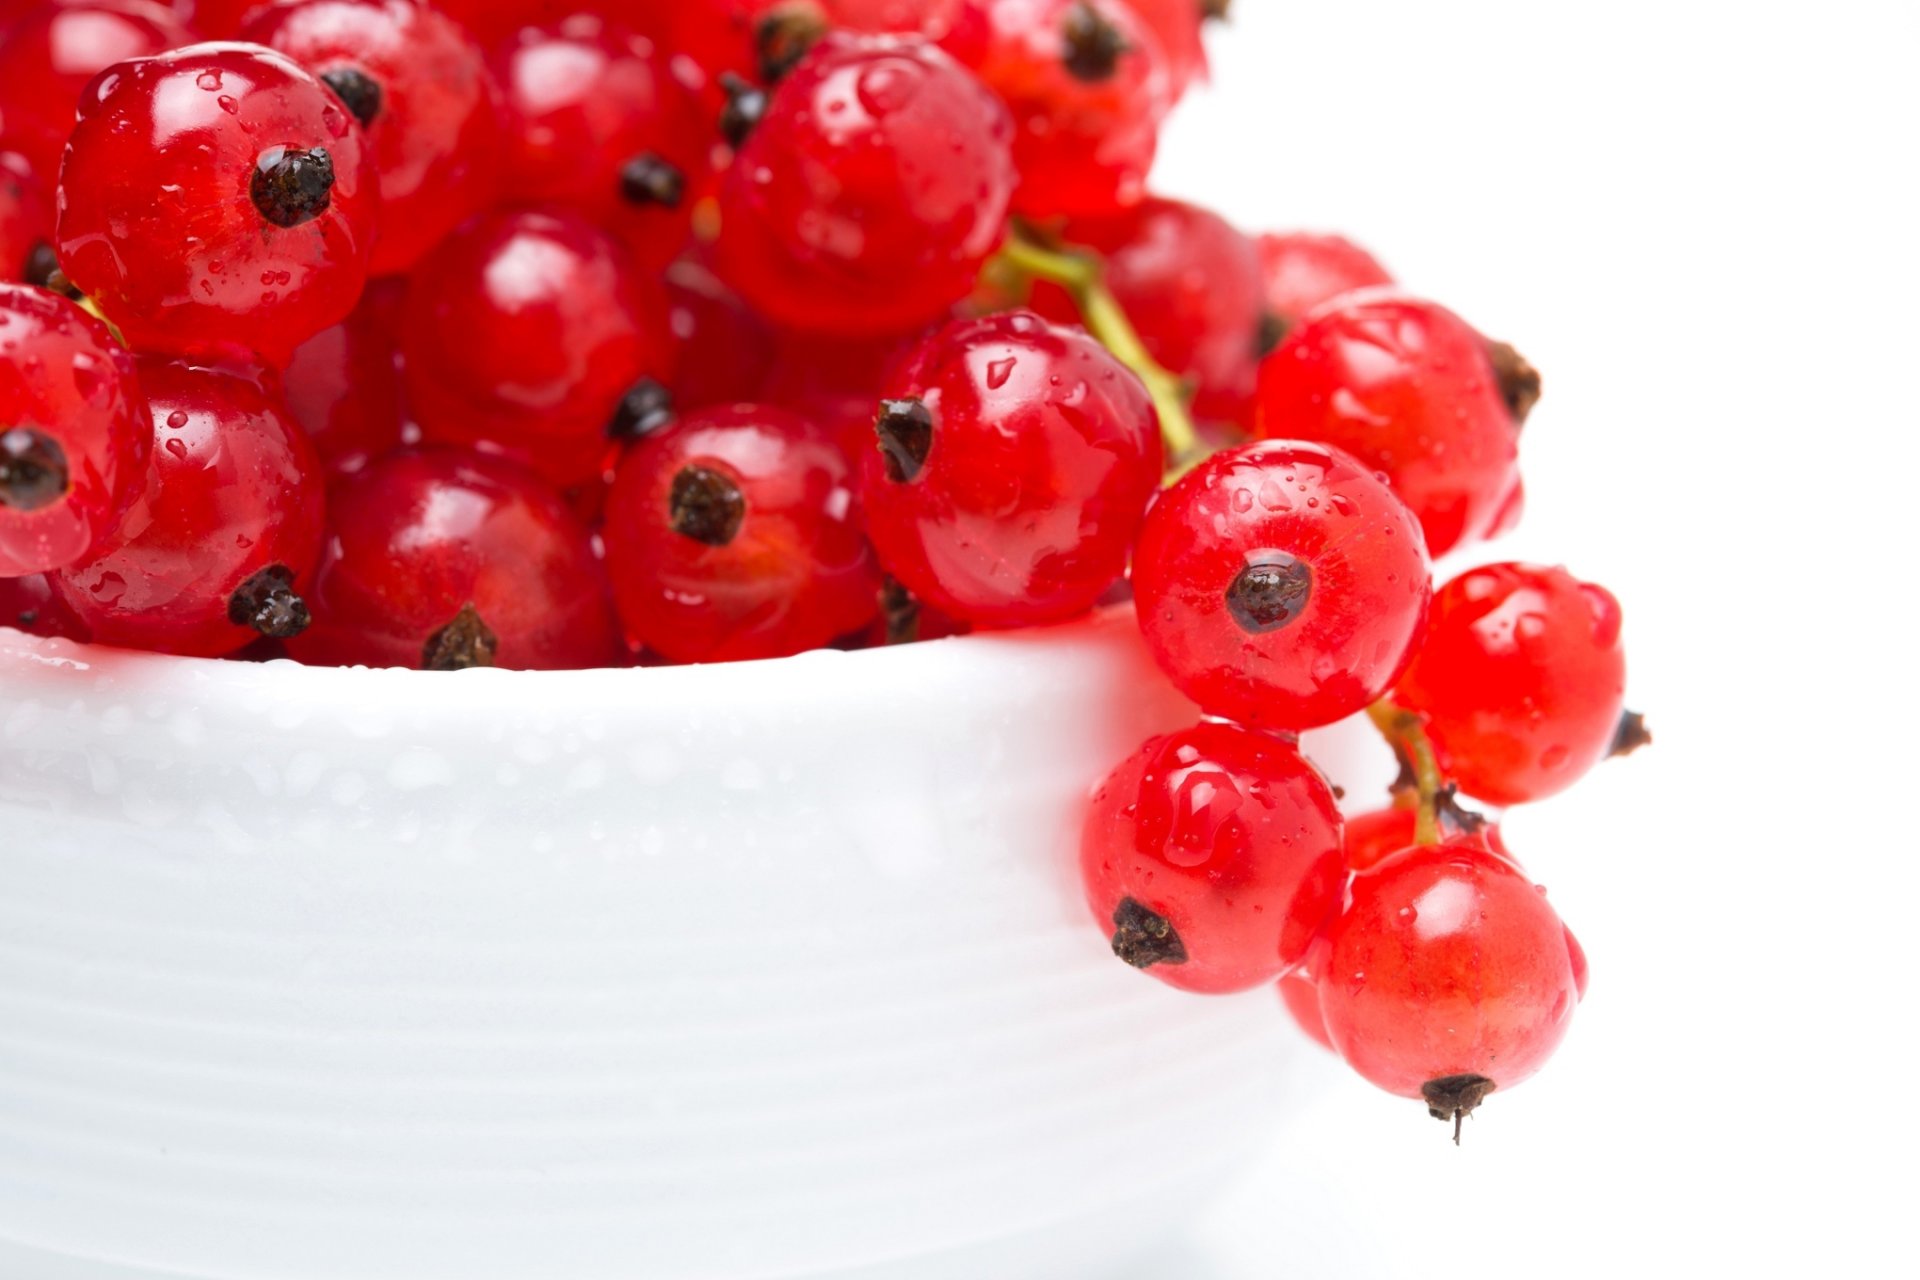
{"left": 991, "top": 225, "right": 1202, "bottom": 471}
{"left": 1367, "top": 701, "right": 1444, "bottom": 846}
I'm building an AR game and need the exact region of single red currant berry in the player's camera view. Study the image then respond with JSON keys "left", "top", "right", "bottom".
{"left": 401, "top": 206, "right": 675, "bottom": 489}
{"left": 861, "top": 311, "right": 1162, "bottom": 626}
{"left": 1133, "top": 440, "right": 1430, "bottom": 731}
{"left": 1393, "top": 562, "right": 1629, "bottom": 806}
{"left": 0, "top": 283, "right": 150, "bottom": 577}
{"left": 494, "top": 15, "right": 707, "bottom": 268}
{"left": 0, "top": 150, "right": 54, "bottom": 284}
{"left": 604, "top": 403, "right": 880, "bottom": 663}
{"left": 1255, "top": 294, "right": 1538, "bottom": 558}
{"left": 0, "top": 570, "right": 87, "bottom": 640}
{"left": 663, "top": 260, "right": 777, "bottom": 414}
{"left": 241, "top": 0, "right": 502, "bottom": 275}
{"left": 940, "top": 0, "right": 1173, "bottom": 216}
{"left": 1122, "top": 0, "right": 1211, "bottom": 98}
{"left": 57, "top": 42, "right": 379, "bottom": 367}
{"left": 0, "top": 1, "right": 195, "bottom": 184}
{"left": 52, "top": 357, "right": 325, "bottom": 658}
{"left": 1564, "top": 924, "right": 1589, "bottom": 1000}
{"left": 174, "top": 0, "right": 259, "bottom": 37}
{"left": 1254, "top": 232, "right": 1395, "bottom": 345}
{"left": 1034, "top": 196, "right": 1265, "bottom": 422}
{"left": 1278, "top": 969, "right": 1333, "bottom": 1051}
{"left": 1316, "top": 842, "right": 1582, "bottom": 1138}
{"left": 280, "top": 282, "right": 404, "bottom": 476}
{"left": 286, "top": 448, "right": 620, "bottom": 671}
{"left": 712, "top": 32, "right": 1016, "bottom": 336}
{"left": 1080, "top": 722, "right": 1346, "bottom": 994}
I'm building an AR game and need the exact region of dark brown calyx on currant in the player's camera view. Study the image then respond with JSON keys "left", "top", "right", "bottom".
{"left": 1609, "top": 709, "right": 1653, "bottom": 758}
{"left": 1062, "top": 0, "right": 1129, "bottom": 83}
{"left": 607, "top": 377, "right": 675, "bottom": 441}
{"left": 226, "top": 564, "right": 311, "bottom": 639}
{"left": 422, "top": 603, "right": 498, "bottom": 671}
{"left": 881, "top": 575, "right": 920, "bottom": 645}
{"left": 1111, "top": 897, "right": 1187, "bottom": 969}
{"left": 1201, "top": 0, "right": 1233, "bottom": 21}
{"left": 1485, "top": 339, "right": 1542, "bottom": 426}
{"left": 618, "top": 152, "right": 686, "bottom": 208}
{"left": 669, "top": 465, "right": 746, "bottom": 546}
{"left": 1422, "top": 1073, "right": 1496, "bottom": 1145}
{"left": 22, "top": 242, "right": 79, "bottom": 299}
{"left": 1226, "top": 554, "right": 1312, "bottom": 634}
{"left": 320, "top": 66, "right": 383, "bottom": 128}
{"left": 875, "top": 397, "right": 934, "bottom": 483}
{"left": 251, "top": 146, "right": 335, "bottom": 228}
{"left": 1434, "top": 784, "right": 1489, "bottom": 836}
{"left": 0, "top": 427, "right": 69, "bottom": 512}
{"left": 1256, "top": 311, "right": 1290, "bottom": 358}
{"left": 756, "top": 2, "right": 828, "bottom": 83}
{"left": 719, "top": 74, "right": 770, "bottom": 149}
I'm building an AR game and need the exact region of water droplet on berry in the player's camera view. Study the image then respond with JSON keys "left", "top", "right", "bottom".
{"left": 985, "top": 356, "right": 1016, "bottom": 389}
{"left": 163, "top": 438, "right": 187, "bottom": 459}
{"left": 1540, "top": 745, "right": 1570, "bottom": 771}
{"left": 91, "top": 573, "right": 126, "bottom": 605}
{"left": 94, "top": 73, "right": 122, "bottom": 103}
{"left": 321, "top": 105, "right": 349, "bottom": 138}
{"left": 165, "top": 410, "right": 188, "bottom": 429}
{"left": 1231, "top": 489, "right": 1252, "bottom": 513}
{"left": 196, "top": 70, "right": 222, "bottom": 91}
{"left": 70, "top": 352, "right": 107, "bottom": 404}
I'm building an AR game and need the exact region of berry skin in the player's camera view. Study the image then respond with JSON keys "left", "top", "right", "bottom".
{"left": 1316, "top": 842, "right": 1582, "bottom": 1135}
{"left": 1342, "top": 803, "right": 1514, "bottom": 873}
{"left": 286, "top": 449, "right": 621, "bottom": 671}
{"left": 1254, "top": 294, "right": 1537, "bottom": 558}
{"left": 1254, "top": 232, "right": 1395, "bottom": 340}
{"left": 1120, "top": 0, "right": 1209, "bottom": 98}
{"left": 861, "top": 311, "right": 1162, "bottom": 627}
{"left": 1132, "top": 440, "right": 1431, "bottom": 732}
{"left": 663, "top": 260, "right": 777, "bottom": 417}
{"left": 52, "top": 357, "right": 325, "bottom": 658}
{"left": 604, "top": 403, "right": 880, "bottom": 663}
{"left": 0, "top": 571, "right": 86, "bottom": 640}
{"left": 940, "top": 0, "right": 1174, "bottom": 216}
{"left": 0, "top": 151, "right": 53, "bottom": 283}
{"left": 712, "top": 32, "right": 1016, "bottom": 336}
{"left": 1034, "top": 196, "right": 1265, "bottom": 422}
{"left": 0, "top": 1, "right": 195, "bottom": 184}
{"left": 241, "top": 0, "right": 503, "bottom": 275}
{"left": 56, "top": 42, "right": 380, "bottom": 368}
{"left": 280, "top": 281, "right": 404, "bottom": 476}
{"left": 1393, "top": 562, "right": 1628, "bottom": 806}
{"left": 1080, "top": 721, "right": 1346, "bottom": 994}
{"left": 401, "top": 206, "right": 675, "bottom": 489}
{"left": 493, "top": 15, "right": 706, "bottom": 268}
{"left": 0, "top": 283, "right": 151, "bottom": 577}
{"left": 1278, "top": 969, "right": 1333, "bottom": 1051}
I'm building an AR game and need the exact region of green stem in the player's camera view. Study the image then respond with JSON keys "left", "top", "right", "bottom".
{"left": 992, "top": 227, "right": 1201, "bottom": 470}
{"left": 1367, "top": 701, "right": 1443, "bottom": 846}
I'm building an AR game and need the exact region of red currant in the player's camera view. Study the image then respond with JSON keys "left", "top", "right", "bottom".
{"left": 280, "top": 281, "right": 403, "bottom": 476}
{"left": 1343, "top": 802, "right": 1513, "bottom": 873}
{"left": 241, "top": 0, "right": 502, "bottom": 275}
{"left": 1316, "top": 842, "right": 1582, "bottom": 1136}
{"left": 862, "top": 310, "right": 1162, "bottom": 626}
{"left": 604, "top": 402, "right": 879, "bottom": 662}
{"left": 1393, "top": 562, "right": 1628, "bottom": 805}
{"left": 0, "top": 150, "right": 53, "bottom": 283}
{"left": 51, "top": 356, "right": 325, "bottom": 657}
{"left": 0, "top": 283, "right": 150, "bottom": 577}
{"left": 0, "top": 569, "right": 86, "bottom": 639}
{"left": 286, "top": 448, "right": 621, "bottom": 671}
{"left": 57, "top": 41, "right": 380, "bottom": 367}
{"left": 1254, "top": 231, "right": 1394, "bottom": 338}
{"left": 1255, "top": 294, "right": 1537, "bottom": 558}
{"left": 0, "top": 1, "right": 194, "bottom": 184}
{"left": 940, "top": 0, "right": 1173, "bottom": 216}
{"left": 171, "top": 0, "right": 256, "bottom": 36}
{"left": 1120, "top": 0, "right": 1210, "bottom": 98}
{"left": 664, "top": 260, "right": 777, "bottom": 415}
{"left": 1080, "top": 721, "right": 1345, "bottom": 993}
{"left": 1278, "top": 969, "right": 1333, "bottom": 1051}
{"left": 1132, "top": 440, "right": 1430, "bottom": 732}
{"left": 401, "top": 205, "right": 675, "bottom": 489}
{"left": 494, "top": 15, "right": 707, "bottom": 268}
{"left": 711, "top": 32, "right": 1015, "bottom": 336}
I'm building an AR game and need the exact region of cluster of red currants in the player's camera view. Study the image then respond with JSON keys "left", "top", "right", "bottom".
{"left": 0, "top": 0, "right": 1643, "bottom": 1136}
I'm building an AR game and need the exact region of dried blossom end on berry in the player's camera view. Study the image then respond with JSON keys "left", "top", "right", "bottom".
{"left": 1111, "top": 897, "right": 1187, "bottom": 969}
{"left": 881, "top": 577, "right": 921, "bottom": 645}
{"left": 1062, "top": 0, "right": 1131, "bottom": 82}
{"left": 422, "top": 603, "right": 498, "bottom": 671}
{"left": 608, "top": 378, "right": 675, "bottom": 441}
{"left": 756, "top": 3, "right": 830, "bottom": 83}
{"left": 1609, "top": 710, "right": 1653, "bottom": 758}
{"left": 22, "top": 243, "right": 76, "bottom": 298}
{"left": 1422, "top": 1073, "right": 1496, "bottom": 1145}
{"left": 227, "top": 565, "right": 312, "bottom": 640}
{"left": 1485, "top": 339, "right": 1542, "bottom": 426}
{"left": 1201, "top": 0, "right": 1233, "bottom": 21}
{"left": 875, "top": 398, "right": 934, "bottom": 483}
{"left": 320, "top": 67, "right": 383, "bottom": 128}
{"left": 1226, "top": 555, "right": 1312, "bottom": 634}
{"left": 1256, "top": 311, "right": 1289, "bottom": 358}
{"left": 668, "top": 466, "right": 746, "bottom": 546}
{"left": 251, "top": 147, "right": 336, "bottom": 229}
{"left": 619, "top": 154, "right": 686, "bottom": 209}
{"left": 0, "top": 427, "right": 69, "bottom": 512}
{"left": 719, "top": 74, "right": 771, "bottom": 149}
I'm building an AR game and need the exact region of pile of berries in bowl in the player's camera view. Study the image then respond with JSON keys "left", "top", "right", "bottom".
{"left": 1, "top": 0, "right": 1643, "bottom": 1152}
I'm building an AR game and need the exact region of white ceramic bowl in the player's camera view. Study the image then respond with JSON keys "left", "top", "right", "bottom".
{"left": 0, "top": 611, "right": 1363, "bottom": 1279}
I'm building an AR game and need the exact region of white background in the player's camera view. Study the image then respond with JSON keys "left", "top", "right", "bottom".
{"left": 1149, "top": 1, "right": 1918, "bottom": 1274}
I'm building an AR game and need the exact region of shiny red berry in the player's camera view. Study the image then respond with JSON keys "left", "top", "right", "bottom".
{"left": 1255, "top": 294, "right": 1538, "bottom": 558}
{"left": 0, "top": 283, "right": 150, "bottom": 577}
{"left": 663, "top": 260, "right": 776, "bottom": 416}
{"left": 57, "top": 42, "right": 380, "bottom": 367}
{"left": 494, "top": 15, "right": 706, "bottom": 268}
{"left": 401, "top": 206, "right": 675, "bottom": 489}
{"left": 1133, "top": 440, "right": 1430, "bottom": 731}
{"left": 52, "top": 356, "right": 325, "bottom": 657}
{"left": 242, "top": 0, "right": 502, "bottom": 275}
{"left": 862, "top": 310, "right": 1162, "bottom": 626}
{"left": 0, "top": 151, "right": 54, "bottom": 283}
{"left": 0, "top": 569, "right": 86, "bottom": 639}
{"left": 1121, "top": 0, "right": 1210, "bottom": 98}
{"left": 712, "top": 32, "right": 1015, "bottom": 336}
{"left": 1316, "top": 842, "right": 1582, "bottom": 1136}
{"left": 286, "top": 448, "right": 620, "bottom": 671}
{"left": 0, "top": 1, "right": 194, "bottom": 184}
{"left": 1080, "top": 721, "right": 1346, "bottom": 994}
{"left": 605, "top": 403, "right": 879, "bottom": 663}
{"left": 280, "top": 282, "right": 404, "bottom": 476}
{"left": 1254, "top": 231, "right": 1394, "bottom": 337}
{"left": 1278, "top": 969, "right": 1333, "bottom": 1051}
{"left": 1394, "top": 562, "right": 1628, "bottom": 806}
{"left": 941, "top": 0, "right": 1173, "bottom": 216}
